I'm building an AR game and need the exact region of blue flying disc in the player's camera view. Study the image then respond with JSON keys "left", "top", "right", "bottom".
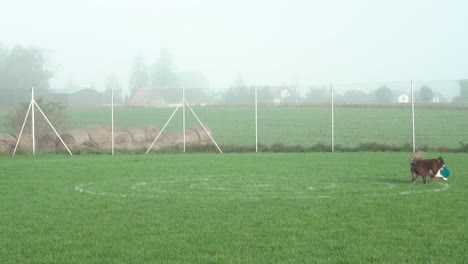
{"left": 440, "top": 166, "right": 450, "bottom": 178}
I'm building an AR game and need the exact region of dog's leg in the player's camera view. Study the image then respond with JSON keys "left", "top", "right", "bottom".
{"left": 411, "top": 172, "right": 418, "bottom": 184}
{"left": 422, "top": 175, "right": 428, "bottom": 184}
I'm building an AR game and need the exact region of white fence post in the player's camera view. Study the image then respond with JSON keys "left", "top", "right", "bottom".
{"left": 331, "top": 82, "right": 335, "bottom": 152}
{"left": 183, "top": 88, "right": 186, "bottom": 153}
{"left": 31, "top": 87, "right": 36, "bottom": 154}
{"left": 255, "top": 86, "right": 258, "bottom": 153}
{"left": 111, "top": 86, "right": 115, "bottom": 156}
{"left": 411, "top": 80, "right": 416, "bottom": 153}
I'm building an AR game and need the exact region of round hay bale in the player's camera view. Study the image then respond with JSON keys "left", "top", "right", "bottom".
{"left": 143, "top": 126, "right": 170, "bottom": 144}
{"left": 0, "top": 133, "right": 17, "bottom": 146}
{"left": 0, "top": 141, "right": 10, "bottom": 152}
{"left": 104, "top": 125, "right": 116, "bottom": 135}
{"left": 85, "top": 126, "right": 110, "bottom": 145}
{"left": 159, "top": 132, "right": 171, "bottom": 143}
{"left": 185, "top": 128, "right": 201, "bottom": 144}
{"left": 124, "top": 127, "right": 147, "bottom": 143}
{"left": 98, "top": 142, "right": 112, "bottom": 150}
{"left": 115, "top": 130, "right": 132, "bottom": 144}
{"left": 61, "top": 129, "right": 90, "bottom": 148}
{"left": 10, "top": 133, "right": 33, "bottom": 151}
{"left": 144, "top": 126, "right": 159, "bottom": 142}
{"left": 191, "top": 125, "right": 213, "bottom": 143}
{"left": 103, "top": 126, "right": 129, "bottom": 144}
{"left": 83, "top": 140, "right": 100, "bottom": 149}
{"left": 166, "top": 129, "right": 202, "bottom": 144}
{"left": 145, "top": 142, "right": 162, "bottom": 151}
{"left": 38, "top": 134, "right": 58, "bottom": 151}
{"left": 166, "top": 131, "right": 184, "bottom": 144}
{"left": 117, "top": 142, "right": 140, "bottom": 150}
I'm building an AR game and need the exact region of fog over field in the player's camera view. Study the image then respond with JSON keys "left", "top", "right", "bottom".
{"left": 1, "top": 0, "right": 467, "bottom": 94}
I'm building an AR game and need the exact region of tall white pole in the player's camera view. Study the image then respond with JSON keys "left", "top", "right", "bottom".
{"left": 31, "top": 87, "right": 36, "bottom": 154}
{"left": 331, "top": 82, "right": 335, "bottom": 152}
{"left": 411, "top": 80, "right": 416, "bottom": 153}
{"left": 111, "top": 85, "right": 115, "bottom": 155}
{"left": 183, "top": 88, "right": 186, "bottom": 152}
{"left": 12, "top": 102, "right": 33, "bottom": 156}
{"left": 255, "top": 86, "right": 258, "bottom": 152}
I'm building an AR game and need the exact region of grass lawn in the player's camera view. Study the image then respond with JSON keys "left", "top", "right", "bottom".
{"left": 0, "top": 152, "right": 466, "bottom": 263}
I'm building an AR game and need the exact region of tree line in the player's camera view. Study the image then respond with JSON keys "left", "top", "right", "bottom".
{"left": 0, "top": 45, "right": 51, "bottom": 93}
{"left": 1, "top": 44, "right": 468, "bottom": 106}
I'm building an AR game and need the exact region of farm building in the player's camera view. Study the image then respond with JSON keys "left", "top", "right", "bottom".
{"left": 50, "top": 88, "right": 104, "bottom": 108}
{"left": 129, "top": 87, "right": 210, "bottom": 107}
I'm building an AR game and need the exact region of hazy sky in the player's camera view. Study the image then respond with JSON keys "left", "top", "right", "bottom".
{"left": 1, "top": 0, "right": 467, "bottom": 92}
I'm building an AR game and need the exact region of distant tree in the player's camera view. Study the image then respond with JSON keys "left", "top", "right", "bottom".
{"left": 342, "top": 90, "right": 370, "bottom": 103}
{"left": 128, "top": 53, "right": 148, "bottom": 97}
{"left": 151, "top": 48, "right": 176, "bottom": 88}
{"left": 233, "top": 73, "right": 246, "bottom": 89}
{"left": 4, "top": 45, "right": 51, "bottom": 94}
{"left": 224, "top": 74, "right": 252, "bottom": 104}
{"left": 459, "top": 79, "right": 468, "bottom": 97}
{"left": 453, "top": 79, "right": 468, "bottom": 103}
{"left": 304, "top": 88, "right": 330, "bottom": 103}
{"left": 257, "top": 86, "right": 274, "bottom": 104}
{"left": 104, "top": 75, "right": 123, "bottom": 105}
{"left": 374, "top": 86, "right": 393, "bottom": 103}
{"left": 420, "top": 85, "right": 434, "bottom": 103}
{"left": 0, "top": 44, "right": 7, "bottom": 90}
{"left": 0, "top": 45, "right": 52, "bottom": 108}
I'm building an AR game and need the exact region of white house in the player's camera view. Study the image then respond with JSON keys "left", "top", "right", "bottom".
{"left": 398, "top": 94, "right": 409, "bottom": 103}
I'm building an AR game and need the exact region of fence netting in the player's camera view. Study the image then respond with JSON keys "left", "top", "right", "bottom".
{"left": 0, "top": 80, "right": 467, "bottom": 154}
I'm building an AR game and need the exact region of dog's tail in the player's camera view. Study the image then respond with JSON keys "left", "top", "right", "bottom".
{"left": 410, "top": 152, "right": 425, "bottom": 165}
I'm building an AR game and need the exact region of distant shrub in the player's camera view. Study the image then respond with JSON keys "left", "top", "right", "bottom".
{"left": 5, "top": 97, "right": 67, "bottom": 139}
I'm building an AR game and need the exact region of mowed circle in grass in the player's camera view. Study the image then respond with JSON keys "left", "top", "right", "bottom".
{"left": 75, "top": 174, "right": 450, "bottom": 200}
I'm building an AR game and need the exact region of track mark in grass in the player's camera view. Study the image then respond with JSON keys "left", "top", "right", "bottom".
{"left": 397, "top": 183, "right": 450, "bottom": 196}
{"left": 74, "top": 179, "right": 451, "bottom": 200}
{"left": 253, "top": 184, "right": 273, "bottom": 188}
{"left": 130, "top": 182, "right": 148, "bottom": 190}
{"left": 75, "top": 183, "right": 129, "bottom": 198}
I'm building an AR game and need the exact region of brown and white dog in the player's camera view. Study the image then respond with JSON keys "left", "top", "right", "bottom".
{"left": 409, "top": 153, "right": 446, "bottom": 184}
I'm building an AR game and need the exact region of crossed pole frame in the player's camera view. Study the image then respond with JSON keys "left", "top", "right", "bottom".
{"left": 145, "top": 88, "right": 223, "bottom": 154}
{"left": 12, "top": 88, "right": 72, "bottom": 156}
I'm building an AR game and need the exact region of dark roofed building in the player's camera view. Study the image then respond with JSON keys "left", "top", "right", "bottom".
{"left": 129, "top": 87, "right": 210, "bottom": 107}
{"left": 49, "top": 88, "right": 104, "bottom": 108}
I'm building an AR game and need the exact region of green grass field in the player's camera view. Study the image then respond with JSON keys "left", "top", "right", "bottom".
{"left": 1, "top": 105, "right": 467, "bottom": 150}
{"left": 1, "top": 152, "right": 466, "bottom": 263}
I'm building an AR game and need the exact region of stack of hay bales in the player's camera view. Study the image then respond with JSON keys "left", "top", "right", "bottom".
{"left": 0, "top": 125, "right": 215, "bottom": 154}
{"left": 0, "top": 133, "right": 33, "bottom": 153}
{"left": 123, "top": 126, "right": 162, "bottom": 150}
{"left": 39, "top": 134, "right": 58, "bottom": 151}
{"left": 191, "top": 125, "right": 213, "bottom": 143}
{"left": 11, "top": 133, "right": 33, "bottom": 151}
{"left": 166, "top": 128, "right": 200, "bottom": 145}
{"left": 61, "top": 129, "right": 91, "bottom": 149}
{"left": 85, "top": 126, "right": 110, "bottom": 148}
